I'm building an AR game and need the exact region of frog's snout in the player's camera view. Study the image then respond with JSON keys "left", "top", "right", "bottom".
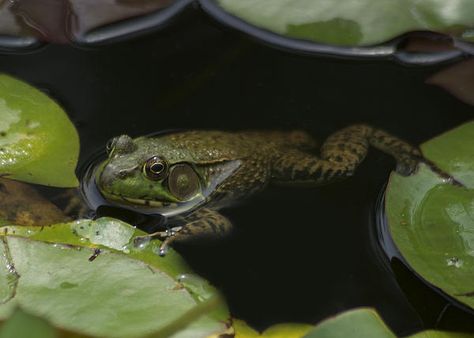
{"left": 97, "top": 162, "right": 139, "bottom": 192}
{"left": 97, "top": 163, "right": 124, "bottom": 191}
{"left": 96, "top": 165, "right": 114, "bottom": 191}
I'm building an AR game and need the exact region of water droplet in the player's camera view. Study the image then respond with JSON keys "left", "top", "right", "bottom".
{"left": 177, "top": 274, "right": 189, "bottom": 283}
{"left": 133, "top": 236, "right": 150, "bottom": 249}
{"left": 446, "top": 257, "right": 463, "bottom": 268}
{"left": 120, "top": 245, "right": 131, "bottom": 254}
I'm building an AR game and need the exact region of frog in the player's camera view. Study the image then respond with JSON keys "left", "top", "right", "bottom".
{"left": 95, "top": 125, "right": 457, "bottom": 256}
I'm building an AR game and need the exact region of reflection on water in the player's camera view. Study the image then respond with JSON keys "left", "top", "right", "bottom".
{"left": 79, "top": 147, "right": 108, "bottom": 213}
{"left": 0, "top": 0, "right": 174, "bottom": 42}
{"left": 374, "top": 184, "right": 401, "bottom": 262}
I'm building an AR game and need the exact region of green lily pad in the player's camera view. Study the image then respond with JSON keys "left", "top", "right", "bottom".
{"left": 302, "top": 308, "right": 474, "bottom": 338}
{"left": 234, "top": 319, "right": 313, "bottom": 337}
{"left": 0, "top": 218, "right": 229, "bottom": 337}
{"left": 0, "top": 74, "right": 79, "bottom": 187}
{"left": 216, "top": 0, "right": 474, "bottom": 46}
{"left": 386, "top": 121, "right": 474, "bottom": 310}
{"left": 303, "top": 308, "right": 395, "bottom": 338}
{"left": 411, "top": 331, "right": 474, "bottom": 338}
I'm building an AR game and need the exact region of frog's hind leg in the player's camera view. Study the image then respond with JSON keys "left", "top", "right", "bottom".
{"left": 151, "top": 208, "right": 233, "bottom": 256}
{"left": 272, "top": 124, "right": 437, "bottom": 186}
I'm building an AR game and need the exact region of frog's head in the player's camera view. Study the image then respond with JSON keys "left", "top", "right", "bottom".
{"left": 96, "top": 135, "right": 203, "bottom": 213}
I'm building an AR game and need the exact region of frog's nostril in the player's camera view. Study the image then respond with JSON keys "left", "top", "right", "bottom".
{"left": 117, "top": 167, "right": 138, "bottom": 179}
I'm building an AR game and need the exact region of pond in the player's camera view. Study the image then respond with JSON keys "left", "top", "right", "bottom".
{"left": 0, "top": 4, "right": 473, "bottom": 337}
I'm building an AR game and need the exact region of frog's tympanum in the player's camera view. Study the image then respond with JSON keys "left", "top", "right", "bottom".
{"left": 95, "top": 125, "right": 447, "bottom": 255}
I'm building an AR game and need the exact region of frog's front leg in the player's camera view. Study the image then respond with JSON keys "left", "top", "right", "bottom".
{"left": 272, "top": 124, "right": 458, "bottom": 185}
{"left": 155, "top": 208, "right": 232, "bottom": 256}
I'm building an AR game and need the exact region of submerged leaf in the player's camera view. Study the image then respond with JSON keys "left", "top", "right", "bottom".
{"left": 0, "top": 218, "right": 229, "bottom": 337}
{"left": 0, "top": 178, "right": 69, "bottom": 226}
{"left": 427, "top": 59, "right": 474, "bottom": 107}
{"left": 0, "top": 74, "right": 79, "bottom": 187}
{"left": 386, "top": 121, "right": 474, "bottom": 310}
{"left": 216, "top": 0, "right": 474, "bottom": 46}
{"left": 0, "top": 308, "right": 56, "bottom": 338}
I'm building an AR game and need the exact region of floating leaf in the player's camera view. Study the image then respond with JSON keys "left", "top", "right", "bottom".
{"left": 411, "top": 330, "right": 474, "bottom": 338}
{"left": 0, "top": 218, "right": 229, "bottom": 337}
{"left": 234, "top": 319, "right": 312, "bottom": 338}
{"left": 302, "top": 308, "right": 474, "bottom": 338}
{"left": 261, "top": 323, "right": 313, "bottom": 337}
{"left": 0, "top": 74, "right": 79, "bottom": 187}
{"left": 234, "top": 319, "right": 260, "bottom": 337}
{"left": 385, "top": 121, "right": 474, "bottom": 310}
{"left": 303, "top": 308, "right": 395, "bottom": 338}
{"left": 216, "top": 0, "right": 474, "bottom": 46}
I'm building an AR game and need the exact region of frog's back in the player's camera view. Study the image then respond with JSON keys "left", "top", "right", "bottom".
{"left": 140, "top": 130, "right": 316, "bottom": 164}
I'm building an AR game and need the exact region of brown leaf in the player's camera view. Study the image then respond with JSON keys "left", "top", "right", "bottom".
{"left": 427, "top": 58, "right": 474, "bottom": 106}
{"left": 0, "top": 178, "right": 69, "bottom": 226}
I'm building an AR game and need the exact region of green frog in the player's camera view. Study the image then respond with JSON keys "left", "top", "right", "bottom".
{"left": 95, "top": 125, "right": 454, "bottom": 256}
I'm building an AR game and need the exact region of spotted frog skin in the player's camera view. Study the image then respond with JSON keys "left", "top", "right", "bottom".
{"left": 96, "top": 125, "right": 432, "bottom": 255}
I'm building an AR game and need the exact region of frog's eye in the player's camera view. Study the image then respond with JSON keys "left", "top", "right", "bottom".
{"left": 105, "top": 137, "right": 117, "bottom": 156}
{"left": 143, "top": 156, "right": 168, "bottom": 180}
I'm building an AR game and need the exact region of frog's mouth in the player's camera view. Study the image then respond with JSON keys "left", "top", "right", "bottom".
{"left": 99, "top": 189, "right": 206, "bottom": 218}
{"left": 101, "top": 190, "right": 177, "bottom": 209}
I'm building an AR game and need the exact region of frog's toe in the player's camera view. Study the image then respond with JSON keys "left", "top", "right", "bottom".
{"left": 422, "top": 159, "right": 465, "bottom": 187}
{"left": 395, "top": 159, "right": 419, "bottom": 176}
{"left": 158, "top": 237, "right": 175, "bottom": 257}
{"left": 159, "top": 246, "right": 168, "bottom": 257}
{"left": 396, "top": 158, "right": 465, "bottom": 187}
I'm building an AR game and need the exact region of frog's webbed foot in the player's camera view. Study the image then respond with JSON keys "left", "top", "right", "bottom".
{"left": 138, "top": 208, "right": 233, "bottom": 257}
{"left": 392, "top": 151, "right": 463, "bottom": 187}
{"left": 393, "top": 154, "right": 420, "bottom": 176}
{"left": 419, "top": 158, "right": 464, "bottom": 187}
{"left": 144, "top": 226, "right": 183, "bottom": 256}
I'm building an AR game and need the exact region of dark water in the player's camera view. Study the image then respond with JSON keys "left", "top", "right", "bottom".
{"left": 0, "top": 7, "right": 473, "bottom": 335}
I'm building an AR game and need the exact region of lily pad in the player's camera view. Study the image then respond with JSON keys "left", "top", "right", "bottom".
{"left": 303, "top": 308, "right": 395, "bottom": 338}
{"left": 302, "top": 308, "right": 474, "bottom": 338}
{"left": 0, "top": 74, "right": 79, "bottom": 187}
{"left": 215, "top": 0, "right": 474, "bottom": 46}
{"left": 385, "top": 121, "right": 474, "bottom": 310}
{"left": 234, "top": 319, "right": 313, "bottom": 337}
{"left": 0, "top": 218, "right": 229, "bottom": 337}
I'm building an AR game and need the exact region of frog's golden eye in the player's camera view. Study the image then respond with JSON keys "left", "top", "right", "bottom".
{"left": 105, "top": 137, "right": 117, "bottom": 156}
{"left": 143, "top": 156, "right": 168, "bottom": 180}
